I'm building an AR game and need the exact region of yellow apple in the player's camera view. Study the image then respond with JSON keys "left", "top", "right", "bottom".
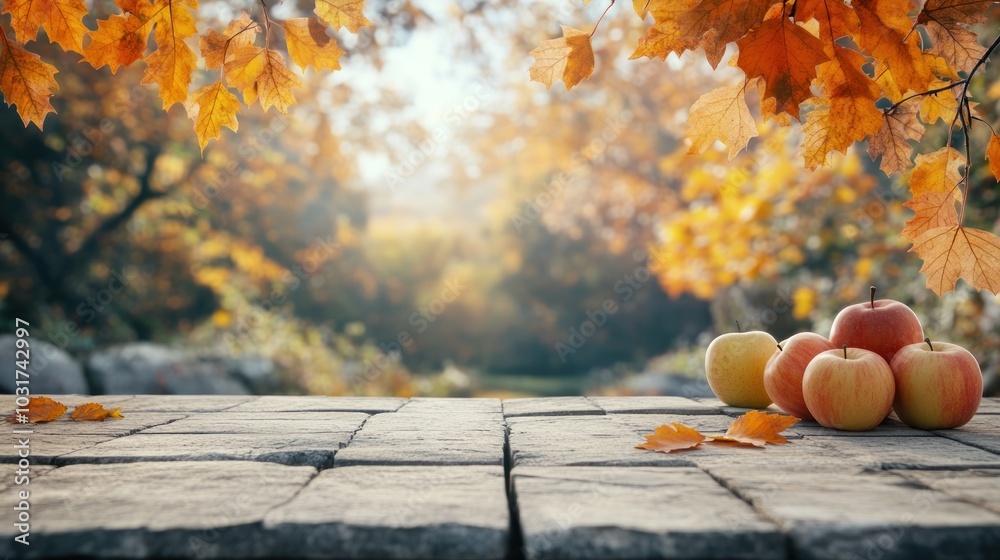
{"left": 706, "top": 327, "right": 777, "bottom": 408}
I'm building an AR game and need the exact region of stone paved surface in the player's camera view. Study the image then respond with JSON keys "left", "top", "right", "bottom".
{"left": 0, "top": 395, "right": 998, "bottom": 559}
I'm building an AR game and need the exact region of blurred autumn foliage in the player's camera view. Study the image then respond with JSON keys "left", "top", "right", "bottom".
{"left": 1, "top": 1, "right": 999, "bottom": 397}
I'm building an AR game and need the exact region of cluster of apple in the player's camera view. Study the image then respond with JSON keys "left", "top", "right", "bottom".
{"left": 705, "top": 287, "right": 983, "bottom": 431}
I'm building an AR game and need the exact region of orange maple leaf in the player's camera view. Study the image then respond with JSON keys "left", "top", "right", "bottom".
{"left": 917, "top": 1, "right": 992, "bottom": 71}
{"left": 910, "top": 225, "right": 1000, "bottom": 296}
{"left": 283, "top": 18, "right": 345, "bottom": 72}
{"left": 986, "top": 134, "right": 1000, "bottom": 182}
{"left": 529, "top": 26, "right": 595, "bottom": 90}
{"left": 0, "top": 27, "right": 59, "bottom": 129}
{"left": 678, "top": 0, "right": 775, "bottom": 69}
{"left": 736, "top": 16, "right": 829, "bottom": 121}
{"left": 854, "top": 0, "right": 933, "bottom": 94}
{"left": 629, "top": 0, "right": 699, "bottom": 61}
{"left": 71, "top": 403, "right": 125, "bottom": 421}
{"left": 314, "top": 0, "right": 371, "bottom": 33}
{"left": 225, "top": 46, "right": 301, "bottom": 113}
{"left": 708, "top": 410, "right": 800, "bottom": 447}
{"left": 795, "top": 0, "right": 861, "bottom": 54}
{"left": 5, "top": 396, "right": 67, "bottom": 423}
{"left": 901, "top": 191, "right": 960, "bottom": 243}
{"left": 2, "top": 0, "right": 89, "bottom": 53}
{"left": 867, "top": 105, "right": 926, "bottom": 176}
{"left": 200, "top": 12, "right": 260, "bottom": 70}
{"left": 910, "top": 147, "right": 964, "bottom": 198}
{"left": 636, "top": 422, "right": 709, "bottom": 453}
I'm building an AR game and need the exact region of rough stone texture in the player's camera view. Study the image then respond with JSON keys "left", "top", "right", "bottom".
{"left": 25, "top": 412, "right": 186, "bottom": 437}
{"left": 810, "top": 435, "right": 1000, "bottom": 469}
{"left": 228, "top": 395, "right": 406, "bottom": 414}
{"left": 932, "top": 414, "right": 1000, "bottom": 454}
{"left": 790, "top": 417, "right": 934, "bottom": 437}
{"left": 124, "top": 394, "right": 254, "bottom": 412}
{"left": 512, "top": 466, "right": 784, "bottom": 560}
{"left": 716, "top": 470, "right": 1000, "bottom": 560}
{"left": 140, "top": 412, "right": 369, "bottom": 435}
{"left": 264, "top": 465, "right": 508, "bottom": 559}
{"left": 507, "top": 415, "right": 693, "bottom": 467}
{"left": 693, "top": 397, "right": 787, "bottom": 417}
{"left": 0, "top": 461, "right": 316, "bottom": 558}
{"left": 56, "top": 433, "right": 355, "bottom": 468}
{"left": 401, "top": 397, "right": 502, "bottom": 414}
{"left": 899, "top": 470, "right": 1000, "bottom": 515}
{"left": 588, "top": 396, "right": 719, "bottom": 415}
{"left": 0, "top": 463, "right": 54, "bottom": 491}
{"left": 503, "top": 397, "right": 603, "bottom": 417}
{"left": 87, "top": 343, "right": 251, "bottom": 394}
{"left": 0, "top": 335, "right": 89, "bottom": 394}
{"left": 0, "top": 434, "right": 118, "bottom": 465}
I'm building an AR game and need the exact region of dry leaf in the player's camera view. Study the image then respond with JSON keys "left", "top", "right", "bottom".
{"left": 283, "top": 18, "right": 345, "bottom": 72}
{"left": 687, "top": 82, "right": 758, "bottom": 158}
{"left": 200, "top": 12, "right": 260, "bottom": 70}
{"left": 629, "top": 0, "right": 699, "bottom": 61}
{"left": 901, "top": 191, "right": 960, "bottom": 243}
{"left": 868, "top": 105, "right": 926, "bottom": 176}
{"left": 5, "top": 396, "right": 67, "bottom": 423}
{"left": 987, "top": 134, "right": 1000, "bottom": 182}
{"left": 2, "top": 0, "right": 89, "bottom": 53}
{"left": 854, "top": 0, "right": 933, "bottom": 94}
{"left": 678, "top": 0, "right": 775, "bottom": 69}
{"left": 917, "top": 80, "right": 959, "bottom": 124}
{"left": 910, "top": 147, "right": 964, "bottom": 198}
{"left": 0, "top": 32, "right": 59, "bottom": 129}
{"left": 225, "top": 46, "right": 301, "bottom": 113}
{"left": 910, "top": 225, "right": 1000, "bottom": 296}
{"left": 708, "top": 410, "right": 800, "bottom": 447}
{"left": 71, "top": 403, "right": 126, "bottom": 421}
{"left": 636, "top": 423, "right": 709, "bottom": 453}
{"left": 795, "top": 0, "right": 861, "bottom": 54}
{"left": 314, "top": 0, "right": 371, "bottom": 33}
{"left": 529, "top": 26, "right": 595, "bottom": 90}
{"left": 184, "top": 81, "right": 240, "bottom": 151}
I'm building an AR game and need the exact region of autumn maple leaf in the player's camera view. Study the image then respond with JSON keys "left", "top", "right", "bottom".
{"left": 184, "top": 81, "right": 240, "bottom": 152}
{"left": 5, "top": 396, "right": 67, "bottom": 423}
{"left": 636, "top": 422, "right": 709, "bottom": 453}
{"left": 987, "top": 134, "right": 1000, "bottom": 182}
{"left": 910, "top": 225, "right": 1000, "bottom": 296}
{"left": 0, "top": 28, "right": 59, "bottom": 129}
{"left": 314, "top": 0, "right": 372, "bottom": 33}
{"left": 529, "top": 26, "right": 595, "bottom": 90}
{"left": 868, "top": 105, "right": 926, "bottom": 176}
{"left": 71, "top": 403, "right": 125, "bottom": 421}
{"left": 629, "top": 0, "right": 699, "bottom": 61}
{"left": 678, "top": 0, "right": 775, "bottom": 69}
{"left": 2, "top": 0, "right": 89, "bottom": 53}
{"left": 283, "top": 18, "right": 346, "bottom": 72}
{"left": 687, "top": 82, "right": 757, "bottom": 159}
{"left": 708, "top": 410, "right": 799, "bottom": 447}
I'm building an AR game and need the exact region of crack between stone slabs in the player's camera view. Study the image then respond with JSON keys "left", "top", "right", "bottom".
{"left": 504, "top": 418, "right": 526, "bottom": 560}
{"left": 331, "top": 412, "right": 376, "bottom": 463}
{"left": 891, "top": 469, "right": 1000, "bottom": 516}
{"left": 696, "top": 466, "right": 794, "bottom": 556}
{"left": 929, "top": 430, "right": 1000, "bottom": 457}
{"left": 219, "top": 395, "right": 260, "bottom": 411}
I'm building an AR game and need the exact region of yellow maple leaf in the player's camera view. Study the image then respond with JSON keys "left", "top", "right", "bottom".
{"left": 283, "top": 18, "right": 345, "bottom": 72}
{"left": 529, "top": 26, "right": 595, "bottom": 90}
{"left": 918, "top": 80, "right": 959, "bottom": 124}
{"left": 629, "top": 0, "right": 699, "bottom": 61}
{"left": 901, "top": 191, "right": 960, "bottom": 243}
{"left": 314, "top": 0, "right": 371, "bottom": 33}
{"left": 185, "top": 81, "right": 240, "bottom": 152}
{"left": 200, "top": 12, "right": 260, "bottom": 70}
{"left": 225, "top": 46, "right": 301, "bottom": 113}
{"left": 81, "top": 13, "right": 146, "bottom": 73}
{"left": 0, "top": 29, "right": 59, "bottom": 129}
{"left": 140, "top": 0, "right": 199, "bottom": 108}
{"left": 2, "top": 0, "right": 89, "bottom": 53}
{"left": 910, "top": 147, "right": 964, "bottom": 198}
{"left": 687, "top": 82, "right": 757, "bottom": 159}
{"left": 910, "top": 225, "right": 1000, "bottom": 296}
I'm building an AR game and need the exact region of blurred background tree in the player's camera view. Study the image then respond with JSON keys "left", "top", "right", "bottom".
{"left": 1, "top": 0, "right": 998, "bottom": 397}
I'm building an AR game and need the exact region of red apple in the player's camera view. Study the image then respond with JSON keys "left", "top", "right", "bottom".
{"left": 803, "top": 346, "right": 895, "bottom": 431}
{"left": 829, "top": 286, "right": 924, "bottom": 364}
{"left": 763, "top": 333, "right": 837, "bottom": 420}
{"left": 890, "top": 338, "right": 982, "bottom": 430}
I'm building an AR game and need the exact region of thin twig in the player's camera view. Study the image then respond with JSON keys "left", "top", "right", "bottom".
{"left": 258, "top": 0, "right": 272, "bottom": 48}
{"left": 591, "top": 0, "right": 616, "bottom": 38}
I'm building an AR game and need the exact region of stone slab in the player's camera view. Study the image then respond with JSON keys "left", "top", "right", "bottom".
{"left": 139, "top": 412, "right": 369, "bottom": 435}
{"left": 932, "top": 415, "right": 1000, "bottom": 454}
{"left": 227, "top": 396, "right": 406, "bottom": 414}
{"left": 400, "top": 397, "right": 502, "bottom": 414}
{"left": 264, "top": 465, "right": 508, "bottom": 559}
{"left": 120, "top": 395, "right": 255, "bottom": 412}
{"left": 0, "top": 434, "right": 118, "bottom": 465}
{"left": 56, "top": 433, "right": 356, "bottom": 468}
{"left": 975, "top": 398, "right": 1000, "bottom": 415}
{"left": 0, "top": 461, "right": 315, "bottom": 558}
{"left": 692, "top": 398, "right": 786, "bottom": 417}
{"left": 0, "top": 463, "right": 54, "bottom": 492}
{"left": 587, "top": 396, "right": 720, "bottom": 415}
{"left": 899, "top": 469, "right": 1000, "bottom": 514}
{"left": 20, "top": 412, "right": 187, "bottom": 437}
{"left": 715, "top": 470, "right": 1000, "bottom": 560}
{"left": 512, "top": 466, "right": 784, "bottom": 560}
{"left": 507, "top": 415, "right": 692, "bottom": 467}
{"left": 608, "top": 413, "right": 760, "bottom": 438}
{"left": 810, "top": 435, "right": 1000, "bottom": 469}
{"left": 502, "top": 397, "right": 603, "bottom": 417}
{"left": 357, "top": 411, "right": 503, "bottom": 432}
{"left": 790, "top": 417, "right": 934, "bottom": 437}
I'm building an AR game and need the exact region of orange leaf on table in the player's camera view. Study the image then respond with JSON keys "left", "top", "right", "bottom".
{"left": 0, "top": 30, "right": 59, "bottom": 129}
{"left": 314, "top": 0, "right": 371, "bottom": 33}
{"left": 71, "top": 403, "right": 126, "bottom": 421}
{"left": 2, "top": 0, "right": 89, "bottom": 53}
{"left": 708, "top": 410, "right": 800, "bottom": 447}
{"left": 5, "top": 396, "right": 67, "bottom": 423}
{"left": 910, "top": 225, "right": 1000, "bottom": 296}
{"left": 636, "top": 423, "right": 709, "bottom": 453}
{"left": 529, "top": 26, "right": 595, "bottom": 90}
{"left": 735, "top": 16, "right": 829, "bottom": 121}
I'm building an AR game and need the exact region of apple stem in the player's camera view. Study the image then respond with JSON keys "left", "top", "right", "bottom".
{"left": 842, "top": 344, "right": 848, "bottom": 360}
{"left": 925, "top": 337, "right": 933, "bottom": 352}
{"left": 870, "top": 286, "right": 877, "bottom": 310}
{"left": 776, "top": 344, "right": 783, "bottom": 352}
{"left": 736, "top": 321, "right": 741, "bottom": 333}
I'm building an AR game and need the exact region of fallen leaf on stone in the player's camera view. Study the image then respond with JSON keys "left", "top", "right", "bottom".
{"left": 5, "top": 396, "right": 68, "bottom": 423}
{"left": 708, "top": 410, "right": 800, "bottom": 447}
{"left": 71, "top": 402, "right": 125, "bottom": 421}
{"left": 636, "top": 422, "right": 709, "bottom": 453}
